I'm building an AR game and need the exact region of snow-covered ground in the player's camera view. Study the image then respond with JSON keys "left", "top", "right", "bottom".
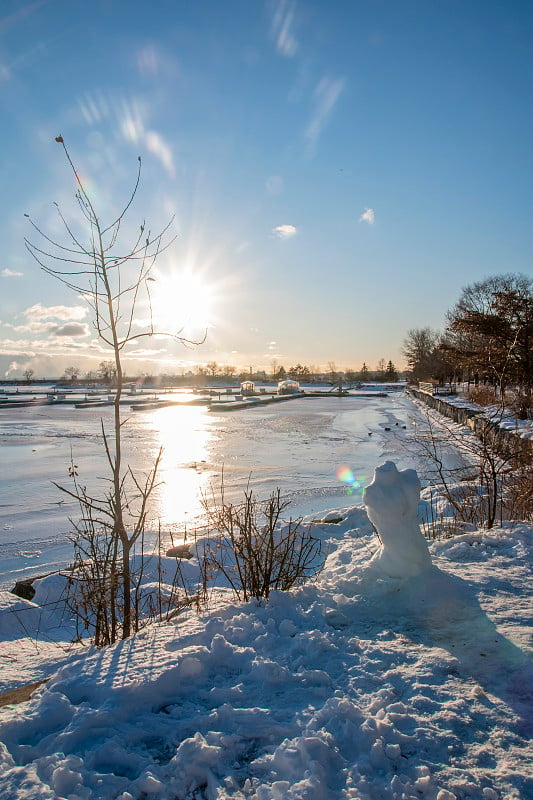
{"left": 0, "top": 483, "right": 532, "bottom": 800}
{"left": 427, "top": 388, "right": 533, "bottom": 442}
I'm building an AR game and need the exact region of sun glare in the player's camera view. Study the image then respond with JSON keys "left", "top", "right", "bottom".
{"left": 152, "top": 268, "right": 215, "bottom": 336}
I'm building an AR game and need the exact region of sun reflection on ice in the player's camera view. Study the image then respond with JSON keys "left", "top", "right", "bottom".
{"left": 146, "top": 405, "right": 214, "bottom": 533}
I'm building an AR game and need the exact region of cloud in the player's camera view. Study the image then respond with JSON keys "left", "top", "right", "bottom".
{"left": 24, "top": 303, "right": 87, "bottom": 322}
{"left": 271, "top": 0, "right": 298, "bottom": 58}
{"left": 359, "top": 208, "right": 375, "bottom": 225}
{"left": 50, "top": 322, "right": 90, "bottom": 337}
{"left": 78, "top": 90, "right": 110, "bottom": 125}
{"left": 4, "top": 305, "right": 90, "bottom": 335}
{"left": 120, "top": 98, "right": 175, "bottom": 178}
{"left": 77, "top": 91, "right": 176, "bottom": 178}
{"left": 306, "top": 76, "right": 345, "bottom": 152}
{"left": 272, "top": 224, "right": 297, "bottom": 238}
{"left": 145, "top": 131, "right": 175, "bottom": 177}
{"left": 5, "top": 361, "right": 21, "bottom": 376}
{"left": 1, "top": 268, "right": 23, "bottom": 277}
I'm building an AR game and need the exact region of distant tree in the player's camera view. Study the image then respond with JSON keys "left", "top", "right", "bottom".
{"left": 98, "top": 360, "right": 117, "bottom": 386}
{"left": 401, "top": 328, "right": 443, "bottom": 381}
{"left": 345, "top": 369, "right": 358, "bottom": 383}
{"left": 385, "top": 360, "right": 398, "bottom": 381}
{"left": 359, "top": 363, "right": 370, "bottom": 381}
{"left": 274, "top": 365, "right": 286, "bottom": 381}
{"left": 307, "top": 364, "right": 318, "bottom": 382}
{"left": 206, "top": 361, "right": 218, "bottom": 377}
{"left": 63, "top": 365, "right": 79, "bottom": 382}
{"left": 375, "top": 358, "right": 386, "bottom": 382}
{"left": 23, "top": 367, "right": 35, "bottom": 384}
{"left": 222, "top": 365, "right": 236, "bottom": 378}
{"left": 288, "top": 363, "right": 310, "bottom": 379}
{"left": 84, "top": 370, "right": 98, "bottom": 384}
{"left": 327, "top": 361, "right": 338, "bottom": 383}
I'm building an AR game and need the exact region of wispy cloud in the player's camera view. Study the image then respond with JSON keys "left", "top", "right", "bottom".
{"left": 306, "top": 75, "right": 345, "bottom": 152}
{"left": 78, "top": 90, "right": 110, "bottom": 126}
{"left": 272, "top": 224, "right": 297, "bottom": 238}
{"left": 1, "top": 268, "right": 23, "bottom": 277}
{"left": 144, "top": 131, "right": 174, "bottom": 177}
{"left": 359, "top": 208, "right": 375, "bottom": 225}
{"left": 271, "top": 0, "right": 298, "bottom": 58}
{"left": 77, "top": 92, "right": 176, "bottom": 178}
{"left": 121, "top": 100, "right": 175, "bottom": 178}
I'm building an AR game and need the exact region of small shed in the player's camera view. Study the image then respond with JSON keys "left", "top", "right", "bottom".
{"left": 240, "top": 381, "right": 255, "bottom": 396}
{"left": 278, "top": 379, "right": 300, "bottom": 395}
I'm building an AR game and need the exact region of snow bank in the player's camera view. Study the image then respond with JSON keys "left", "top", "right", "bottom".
{"left": 0, "top": 466, "right": 532, "bottom": 799}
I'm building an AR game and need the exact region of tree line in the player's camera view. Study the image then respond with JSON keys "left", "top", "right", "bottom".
{"left": 402, "top": 273, "right": 533, "bottom": 418}
{"left": 55, "top": 359, "right": 400, "bottom": 386}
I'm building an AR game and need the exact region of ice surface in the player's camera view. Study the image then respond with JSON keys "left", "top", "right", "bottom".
{"left": 0, "top": 393, "right": 427, "bottom": 588}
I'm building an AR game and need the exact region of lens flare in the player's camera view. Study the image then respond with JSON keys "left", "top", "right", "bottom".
{"left": 336, "top": 465, "right": 364, "bottom": 496}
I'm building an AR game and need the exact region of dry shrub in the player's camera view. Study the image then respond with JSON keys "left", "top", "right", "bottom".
{"left": 509, "top": 390, "right": 533, "bottom": 421}
{"left": 503, "top": 461, "right": 533, "bottom": 521}
{"left": 200, "top": 486, "right": 323, "bottom": 601}
{"left": 468, "top": 386, "right": 498, "bottom": 406}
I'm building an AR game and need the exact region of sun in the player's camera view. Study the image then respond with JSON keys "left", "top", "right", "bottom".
{"left": 151, "top": 267, "right": 215, "bottom": 336}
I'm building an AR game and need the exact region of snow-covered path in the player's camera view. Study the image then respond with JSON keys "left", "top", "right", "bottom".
{"left": 0, "top": 506, "right": 531, "bottom": 800}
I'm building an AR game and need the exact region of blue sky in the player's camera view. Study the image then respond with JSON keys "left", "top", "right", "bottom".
{"left": 1, "top": 0, "right": 532, "bottom": 379}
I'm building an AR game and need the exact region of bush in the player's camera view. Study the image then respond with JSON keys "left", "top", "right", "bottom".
{"left": 200, "top": 486, "right": 323, "bottom": 601}
{"left": 468, "top": 386, "right": 498, "bottom": 406}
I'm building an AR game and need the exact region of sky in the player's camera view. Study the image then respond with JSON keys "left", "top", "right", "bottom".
{"left": 1, "top": 0, "right": 532, "bottom": 379}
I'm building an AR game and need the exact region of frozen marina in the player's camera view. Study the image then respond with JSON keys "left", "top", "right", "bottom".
{"left": 0, "top": 389, "right": 432, "bottom": 590}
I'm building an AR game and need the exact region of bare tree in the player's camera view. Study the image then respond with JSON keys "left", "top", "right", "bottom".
{"left": 25, "top": 136, "right": 204, "bottom": 641}
{"left": 23, "top": 367, "right": 35, "bottom": 384}
{"left": 63, "top": 365, "right": 79, "bottom": 383}
{"left": 444, "top": 274, "right": 533, "bottom": 412}
{"left": 402, "top": 327, "right": 451, "bottom": 382}
{"left": 97, "top": 360, "right": 117, "bottom": 386}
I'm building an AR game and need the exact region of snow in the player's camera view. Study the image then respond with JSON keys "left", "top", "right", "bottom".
{"left": 433, "top": 390, "right": 533, "bottom": 442}
{"left": 363, "top": 461, "right": 432, "bottom": 578}
{"left": 0, "top": 473, "right": 532, "bottom": 800}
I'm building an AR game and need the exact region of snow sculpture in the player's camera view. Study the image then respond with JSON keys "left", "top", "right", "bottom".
{"left": 363, "top": 460, "right": 432, "bottom": 578}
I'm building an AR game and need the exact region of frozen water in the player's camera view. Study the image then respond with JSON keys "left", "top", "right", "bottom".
{"left": 0, "top": 391, "right": 457, "bottom": 588}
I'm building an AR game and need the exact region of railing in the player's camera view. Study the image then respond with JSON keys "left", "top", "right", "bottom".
{"left": 418, "top": 382, "right": 456, "bottom": 396}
